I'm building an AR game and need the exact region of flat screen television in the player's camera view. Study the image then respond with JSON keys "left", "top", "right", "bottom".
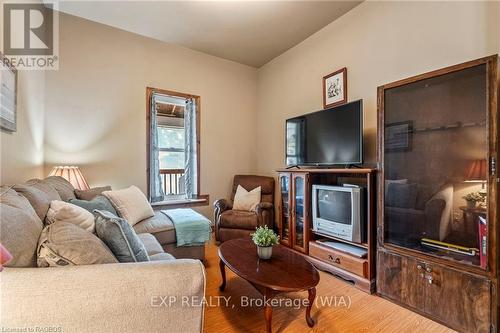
{"left": 286, "top": 100, "right": 363, "bottom": 166}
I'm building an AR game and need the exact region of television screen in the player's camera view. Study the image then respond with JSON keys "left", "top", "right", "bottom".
{"left": 286, "top": 100, "right": 363, "bottom": 166}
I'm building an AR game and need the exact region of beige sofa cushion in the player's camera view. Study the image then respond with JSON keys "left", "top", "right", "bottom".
{"left": 75, "top": 186, "right": 112, "bottom": 201}
{"left": 103, "top": 186, "right": 154, "bottom": 226}
{"left": 133, "top": 211, "right": 176, "bottom": 245}
{"left": 150, "top": 252, "right": 175, "bottom": 261}
{"left": 137, "top": 233, "right": 164, "bottom": 256}
{"left": 46, "top": 200, "right": 95, "bottom": 233}
{"left": 37, "top": 222, "right": 118, "bottom": 267}
{"left": 233, "top": 185, "right": 261, "bottom": 211}
{"left": 44, "top": 176, "right": 76, "bottom": 201}
{"left": 0, "top": 187, "right": 43, "bottom": 267}
{"left": 13, "top": 179, "right": 62, "bottom": 220}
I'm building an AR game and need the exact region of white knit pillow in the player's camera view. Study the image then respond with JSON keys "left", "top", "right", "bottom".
{"left": 233, "top": 185, "right": 261, "bottom": 212}
{"left": 102, "top": 186, "right": 154, "bottom": 226}
{"left": 46, "top": 200, "right": 95, "bottom": 233}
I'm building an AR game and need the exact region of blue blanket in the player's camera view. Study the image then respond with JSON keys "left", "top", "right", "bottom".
{"left": 161, "top": 209, "right": 211, "bottom": 247}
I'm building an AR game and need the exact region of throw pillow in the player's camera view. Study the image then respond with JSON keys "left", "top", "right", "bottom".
{"left": 70, "top": 195, "right": 118, "bottom": 216}
{"left": 46, "top": 200, "right": 95, "bottom": 233}
{"left": 386, "top": 183, "right": 418, "bottom": 209}
{"left": 44, "top": 176, "right": 76, "bottom": 201}
{"left": 233, "top": 185, "right": 261, "bottom": 211}
{"left": 75, "top": 186, "right": 112, "bottom": 201}
{"left": 94, "top": 210, "right": 150, "bottom": 262}
{"left": 102, "top": 185, "right": 154, "bottom": 226}
{"left": 384, "top": 179, "right": 408, "bottom": 194}
{"left": 13, "top": 180, "right": 62, "bottom": 220}
{"left": 0, "top": 187, "right": 44, "bottom": 267}
{"left": 37, "top": 221, "right": 118, "bottom": 267}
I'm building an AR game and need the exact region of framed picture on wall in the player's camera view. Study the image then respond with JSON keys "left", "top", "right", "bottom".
{"left": 385, "top": 121, "right": 413, "bottom": 152}
{"left": 323, "top": 67, "right": 347, "bottom": 109}
{"left": 0, "top": 52, "right": 18, "bottom": 132}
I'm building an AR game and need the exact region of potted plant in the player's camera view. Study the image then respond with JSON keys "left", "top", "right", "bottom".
{"left": 463, "top": 192, "right": 484, "bottom": 209}
{"left": 251, "top": 226, "right": 279, "bottom": 260}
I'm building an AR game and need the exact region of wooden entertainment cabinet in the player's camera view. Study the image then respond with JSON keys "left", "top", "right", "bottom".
{"left": 277, "top": 168, "right": 376, "bottom": 293}
{"left": 377, "top": 55, "right": 499, "bottom": 333}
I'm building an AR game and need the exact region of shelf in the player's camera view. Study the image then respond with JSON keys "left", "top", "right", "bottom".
{"left": 277, "top": 167, "right": 376, "bottom": 174}
{"left": 312, "top": 230, "right": 368, "bottom": 249}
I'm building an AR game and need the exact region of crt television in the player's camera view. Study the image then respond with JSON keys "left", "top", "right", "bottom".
{"left": 286, "top": 100, "right": 363, "bottom": 166}
{"left": 311, "top": 184, "right": 365, "bottom": 243}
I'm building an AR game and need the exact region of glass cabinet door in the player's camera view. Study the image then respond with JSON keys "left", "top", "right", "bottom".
{"left": 292, "top": 174, "right": 308, "bottom": 252}
{"left": 279, "top": 173, "right": 291, "bottom": 246}
{"left": 383, "top": 63, "right": 488, "bottom": 268}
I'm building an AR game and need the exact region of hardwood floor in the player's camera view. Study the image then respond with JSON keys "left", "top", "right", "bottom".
{"left": 203, "top": 239, "right": 455, "bottom": 333}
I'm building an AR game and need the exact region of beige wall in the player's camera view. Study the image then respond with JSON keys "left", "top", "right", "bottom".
{"left": 256, "top": 1, "right": 500, "bottom": 176}
{"left": 44, "top": 13, "right": 258, "bottom": 217}
{"left": 0, "top": 70, "right": 45, "bottom": 184}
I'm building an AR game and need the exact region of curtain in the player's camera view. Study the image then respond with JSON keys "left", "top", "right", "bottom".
{"left": 184, "top": 98, "right": 198, "bottom": 199}
{"left": 149, "top": 94, "right": 165, "bottom": 202}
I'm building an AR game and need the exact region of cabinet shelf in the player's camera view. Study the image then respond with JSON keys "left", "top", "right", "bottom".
{"left": 312, "top": 230, "right": 368, "bottom": 249}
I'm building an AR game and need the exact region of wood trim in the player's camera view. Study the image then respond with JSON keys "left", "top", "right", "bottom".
{"left": 146, "top": 87, "right": 201, "bottom": 200}
{"left": 151, "top": 194, "right": 209, "bottom": 210}
{"left": 323, "top": 67, "right": 347, "bottom": 109}
{"left": 379, "top": 55, "right": 497, "bottom": 91}
{"left": 276, "top": 168, "right": 376, "bottom": 174}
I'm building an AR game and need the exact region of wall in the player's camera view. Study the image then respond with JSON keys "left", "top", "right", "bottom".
{"left": 44, "top": 13, "right": 258, "bottom": 217}
{"left": 0, "top": 70, "right": 45, "bottom": 185}
{"left": 0, "top": 0, "right": 46, "bottom": 185}
{"left": 256, "top": 0, "right": 500, "bottom": 175}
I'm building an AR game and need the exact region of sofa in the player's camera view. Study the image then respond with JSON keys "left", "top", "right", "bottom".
{"left": 0, "top": 176, "right": 206, "bottom": 333}
{"left": 385, "top": 182, "right": 453, "bottom": 243}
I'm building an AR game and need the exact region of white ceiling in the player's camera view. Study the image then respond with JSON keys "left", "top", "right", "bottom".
{"left": 54, "top": 1, "right": 362, "bottom": 67}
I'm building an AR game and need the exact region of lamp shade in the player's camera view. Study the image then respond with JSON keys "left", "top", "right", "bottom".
{"left": 49, "top": 166, "right": 90, "bottom": 190}
{"left": 464, "top": 159, "right": 487, "bottom": 182}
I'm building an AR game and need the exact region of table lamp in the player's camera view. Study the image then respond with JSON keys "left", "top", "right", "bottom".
{"left": 464, "top": 159, "right": 487, "bottom": 194}
{"left": 48, "top": 166, "right": 90, "bottom": 190}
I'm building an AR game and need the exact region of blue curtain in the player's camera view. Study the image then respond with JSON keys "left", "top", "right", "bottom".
{"left": 150, "top": 95, "right": 165, "bottom": 202}
{"left": 184, "top": 98, "right": 198, "bottom": 199}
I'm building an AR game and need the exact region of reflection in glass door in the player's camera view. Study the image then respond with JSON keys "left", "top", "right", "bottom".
{"left": 279, "top": 174, "right": 291, "bottom": 245}
{"left": 294, "top": 175, "right": 305, "bottom": 250}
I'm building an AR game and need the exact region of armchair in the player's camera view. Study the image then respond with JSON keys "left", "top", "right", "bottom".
{"left": 214, "top": 175, "right": 275, "bottom": 242}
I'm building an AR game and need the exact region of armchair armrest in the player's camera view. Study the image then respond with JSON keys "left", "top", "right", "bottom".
{"left": 255, "top": 202, "right": 274, "bottom": 228}
{"left": 1, "top": 260, "right": 206, "bottom": 333}
{"left": 213, "top": 198, "right": 232, "bottom": 213}
{"left": 214, "top": 199, "right": 232, "bottom": 241}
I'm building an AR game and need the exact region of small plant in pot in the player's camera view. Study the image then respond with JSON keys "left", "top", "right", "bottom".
{"left": 463, "top": 192, "right": 484, "bottom": 209}
{"left": 251, "top": 226, "right": 279, "bottom": 260}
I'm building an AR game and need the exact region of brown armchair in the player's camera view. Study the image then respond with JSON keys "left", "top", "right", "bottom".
{"left": 214, "top": 175, "right": 275, "bottom": 243}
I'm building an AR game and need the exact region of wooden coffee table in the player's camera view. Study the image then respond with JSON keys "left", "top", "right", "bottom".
{"left": 218, "top": 238, "right": 320, "bottom": 333}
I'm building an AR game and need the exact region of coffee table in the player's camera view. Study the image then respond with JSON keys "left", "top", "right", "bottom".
{"left": 218, "top": 238, "right": 320, "bottom": 333}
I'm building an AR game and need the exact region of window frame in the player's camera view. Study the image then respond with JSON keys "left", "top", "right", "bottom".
{"left": 146, "top": 87, "right": 207, "bottom": 207}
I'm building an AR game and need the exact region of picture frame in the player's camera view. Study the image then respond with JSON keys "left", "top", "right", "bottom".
{"left": 385, "top": 121, "right": 413, "bottom": 152}
{"left": 323, "top": 67, "right": 347, "bottom": 109}
{"left": 0, "top": 52, "right": 18, "bottom": 132}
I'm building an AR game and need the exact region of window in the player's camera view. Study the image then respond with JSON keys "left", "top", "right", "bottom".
{"left": 158, "top": 126, "right": 185, "bottom": 170}
{"left": 146, "top": 87, "right": 206, "bottom": 206}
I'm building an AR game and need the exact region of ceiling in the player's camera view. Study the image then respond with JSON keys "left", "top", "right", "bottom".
{"left": 54, "top": 1, "right": 362, "bottom": 68}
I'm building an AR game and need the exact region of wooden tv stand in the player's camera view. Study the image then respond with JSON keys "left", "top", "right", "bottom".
{"left": 276, "top": 168, "right": 376, "bottom": 293}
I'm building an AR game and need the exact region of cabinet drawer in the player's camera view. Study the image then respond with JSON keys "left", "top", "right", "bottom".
{"left": 309, "top": 242, "right": 368, "bottom": 278}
